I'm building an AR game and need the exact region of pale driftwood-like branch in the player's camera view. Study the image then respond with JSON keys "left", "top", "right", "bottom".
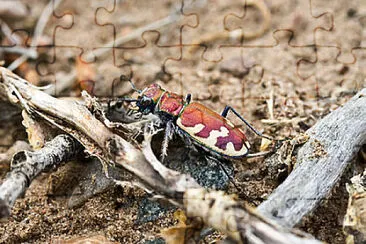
{"left": 258, "top": 89, "right": 366, "bottom": 228}
{"left": 0, "top": 67, "right": 321, "bottom": 243}
{"left": 0, "top": 134, "right": 82, "bottom": 217}
{"left": 184, "top": 189, "right": 320, "bottom": 244}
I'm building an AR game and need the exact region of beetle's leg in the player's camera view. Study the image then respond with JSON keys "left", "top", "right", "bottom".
{"left": 246, "top": 151, "right": 273, "bottom": 158}
{"left": 205, "top": 155, "right": 240, "bottom": 193}
{"left": 185, "top": 93, "right": 192, "bottom": 104}
{"left": 161, "top": 120, "right": 174, "bottom": 161}
{"left": 221, "top": 105, "right": 275, "bottom": 141}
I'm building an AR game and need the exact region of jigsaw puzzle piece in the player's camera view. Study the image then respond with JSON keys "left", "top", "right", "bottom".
{"left": 181, "top": 0, "right": 274, "bottom": 62}
{"left": 298, "top": 46, "right": 366, "bottom": 98}
{"left": 95, "top": 0, "right": 198, "bottom": 47}
{"left": 111, "top": 30, "right": 181, "bottom": 82}
{"left": 312, "top": 0, "right": 365, "bottom": 64}
{"left": 91, "top": 47, "right": 135, "bottom": 97}
{"left": 218, "top": 30, "right": 317, "bottom": 91}
{"left": 181, "top": 0, "right": 332, "bottom": 63}
{"left": 35, "top": 46, "right": 84, "bottom": 96}
{"left": 33, "top": 0, "right": 119, "bottom": 96}
{"left": 265, "top": 0, "right": 333, "bottom": 46}
{"left": 48, "top": 0, "right": 115, "bottom": 63}
{"left": 296, "top": 0, "right": 366, "bottom": 97}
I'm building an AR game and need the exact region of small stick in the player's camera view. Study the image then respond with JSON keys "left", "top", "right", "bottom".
{"left": 7, "top": 0, "right": 63, "bottom": 71}
{"left": 0, "top": 19, "right": 22, "bottom": 45}
{"left": 1, "top": 46, "right": 38, "bottom": 58}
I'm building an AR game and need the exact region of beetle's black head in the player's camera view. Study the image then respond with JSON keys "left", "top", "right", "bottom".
{"left": 132, "top": 83, "right": 165, "bottom": 115}
{"left": 135, "top": 95, "right": 155, "bottom": 114}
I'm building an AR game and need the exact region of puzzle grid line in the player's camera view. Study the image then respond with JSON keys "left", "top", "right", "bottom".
{"left": 0, "top": 0, "right": 365, "bottom": 101}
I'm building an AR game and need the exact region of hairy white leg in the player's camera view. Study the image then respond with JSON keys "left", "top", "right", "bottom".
{"left": 161, "top": 120, "right": 174, "bottom": 162}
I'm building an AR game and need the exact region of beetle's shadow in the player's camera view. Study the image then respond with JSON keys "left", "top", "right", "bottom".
{"left": 103, "top": 102, "right": 234, "bottom": 190}
{"left": 150, "top": 131, "right": 234, "bottom": 190}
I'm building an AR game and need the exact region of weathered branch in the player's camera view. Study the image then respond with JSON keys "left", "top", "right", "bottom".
{"left": 258, "top": 89, "right": 366, "bottom": 228}
{"left": 0, "top": 134, "right": 82, "bottom": 217}
{"left": 184, "top": 189, "right": 320, "bottom": 244}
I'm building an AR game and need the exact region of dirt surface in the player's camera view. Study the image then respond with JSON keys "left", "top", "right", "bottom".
{"left": 0, "top": 0, "right": 366, "bottom": 243}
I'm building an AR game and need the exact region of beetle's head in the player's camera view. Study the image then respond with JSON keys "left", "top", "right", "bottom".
{"left": 134, "top": 83, "right": 165, "bottom": 114}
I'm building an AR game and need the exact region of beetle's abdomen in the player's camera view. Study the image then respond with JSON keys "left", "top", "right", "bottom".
{"left": 159, "top": 92, "right": 185, "bottom": 116}
{"left": 176, "top": 102, "right": 250, "bottom": 157}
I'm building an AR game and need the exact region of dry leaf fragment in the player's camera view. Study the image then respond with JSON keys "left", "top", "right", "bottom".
{"left": 22, "top": 110, "right": 46, "bottom": 149}
{"left": 160, "top": 210, "right": 189, "bottom": 244}
{"left": 76, "top": 57, "right": 96, "bottom": 96}
{"left": 260, "top": 138, "right": 272, "bottom": 152}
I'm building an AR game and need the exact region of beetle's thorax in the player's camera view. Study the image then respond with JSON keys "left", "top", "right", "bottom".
{"left": 140, "top": 83, "right": 186, "bottom": 117}
{"left": 157, "top": 91, "right": 185, "bottom": 117}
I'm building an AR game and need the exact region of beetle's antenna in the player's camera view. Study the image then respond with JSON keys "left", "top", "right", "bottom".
{"left": 117, "top": 97, "right": 139, "bottom": 102}
{"left": 129, "top": 80, "right": 142, "bottom": 93}
{"left": 120, "top": 74, "right": 141, "bottom": 93}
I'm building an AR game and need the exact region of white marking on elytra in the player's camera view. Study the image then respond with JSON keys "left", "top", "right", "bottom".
{"left": 177, "top": 118, "right": 249, "bottom": 157}
{"left": 186, "top": 123, "right": 205, "bottom": 134}
{"left": 208, "top": 126, "right": 229, "bottom": 140}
